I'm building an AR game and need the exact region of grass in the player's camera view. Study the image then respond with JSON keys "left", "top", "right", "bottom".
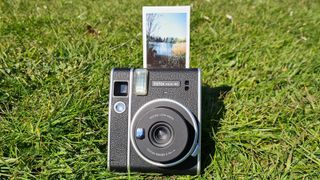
{"left": 0, "top": 0, "right": 319, "bottom": 179}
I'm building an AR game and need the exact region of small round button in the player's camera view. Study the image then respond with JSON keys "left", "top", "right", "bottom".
{"left": 114, "top": 101, "right": 126, "bottom": 113}
{"left": 135, "top": 128, "right": 145, "bottom": 139}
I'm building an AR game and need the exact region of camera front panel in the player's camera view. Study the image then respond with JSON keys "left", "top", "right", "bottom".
{"left": 129, "top": 69, "right": 201, "bottom": 174}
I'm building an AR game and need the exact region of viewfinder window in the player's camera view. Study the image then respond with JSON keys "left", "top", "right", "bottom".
{"left": 114, "top": 82, "right": 128, "bottom": 96}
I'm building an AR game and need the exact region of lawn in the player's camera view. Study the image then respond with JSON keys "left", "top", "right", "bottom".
{"left": 0, "top": 0, "right": 319, "bottom": 179}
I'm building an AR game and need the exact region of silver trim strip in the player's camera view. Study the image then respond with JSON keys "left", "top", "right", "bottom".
{"left": 127, "top": 68, "right": 133, "bottom": 172}
{"left": 197, "top": 68, "right": 202, "bottom": 175}
{"left": 130, "top": 98, "right": 199, "bottom": 167}
{"left": 107, "top": 68, "right": 114, "bottom": 171}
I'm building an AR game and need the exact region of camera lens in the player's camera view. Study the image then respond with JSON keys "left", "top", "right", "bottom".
{"left": 150, "top": 123, "right": 173, "bottom": 148}
{"left": 155, "top": 127, "right": 169, "bottom": 141}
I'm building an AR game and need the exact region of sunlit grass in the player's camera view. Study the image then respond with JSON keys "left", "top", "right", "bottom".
{"left": 0, "top": 0, "right": 319, "bottom": 179}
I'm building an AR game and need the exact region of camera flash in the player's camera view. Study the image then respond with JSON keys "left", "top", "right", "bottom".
{"left": 134, "top": 69, "right": 148, "bottom": 96}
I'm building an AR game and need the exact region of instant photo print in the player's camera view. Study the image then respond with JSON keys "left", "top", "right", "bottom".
{"left": 143, "top": 6, "right": 190, "bottom": 69}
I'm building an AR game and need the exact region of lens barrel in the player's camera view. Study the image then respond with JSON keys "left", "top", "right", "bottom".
{"left": 131, "top": 99, "right": 199, "bottom": 167}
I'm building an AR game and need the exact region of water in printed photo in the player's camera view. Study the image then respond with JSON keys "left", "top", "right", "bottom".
{"left": 146, "top": 13, "right": 187, "bottom": 68}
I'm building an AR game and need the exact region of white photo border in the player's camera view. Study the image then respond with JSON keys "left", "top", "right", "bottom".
{"left": 142, "top": 6, "right": 190, "bottom": 68}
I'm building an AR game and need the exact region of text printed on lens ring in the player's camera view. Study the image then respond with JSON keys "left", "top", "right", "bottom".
{"left": 149, "top": 113, "right": 174, "bottom": 120}
{"left": 147, "top": 148, "right": 176, "bottom": 157}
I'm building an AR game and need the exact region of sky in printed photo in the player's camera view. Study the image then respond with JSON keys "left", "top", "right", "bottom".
{"left": 149, "top": 13, "right": 187, "bottom": 40}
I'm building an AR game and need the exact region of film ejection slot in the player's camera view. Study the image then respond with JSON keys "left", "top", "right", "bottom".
{"left": 134, "top": 69, "right": 148, "bottom": 96}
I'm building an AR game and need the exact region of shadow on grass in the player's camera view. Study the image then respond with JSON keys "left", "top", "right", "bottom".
{"left": 201, "top": 85, "right": 232, "bottom": 171}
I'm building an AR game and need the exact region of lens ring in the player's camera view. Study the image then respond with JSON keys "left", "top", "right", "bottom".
{"left": 149, "top": 122, "right": 174, "bottom": 148}
{"left": 130, "top": 98, "right": 199, "bottom": 167}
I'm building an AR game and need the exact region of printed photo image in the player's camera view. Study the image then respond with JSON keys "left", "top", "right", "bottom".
{"left": 143, "top": 6, "right": 190, "bottom": 68}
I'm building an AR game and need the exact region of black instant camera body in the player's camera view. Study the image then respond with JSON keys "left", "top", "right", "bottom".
{"left": 107, "top": 68, "right": 201, "bottom": 175}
